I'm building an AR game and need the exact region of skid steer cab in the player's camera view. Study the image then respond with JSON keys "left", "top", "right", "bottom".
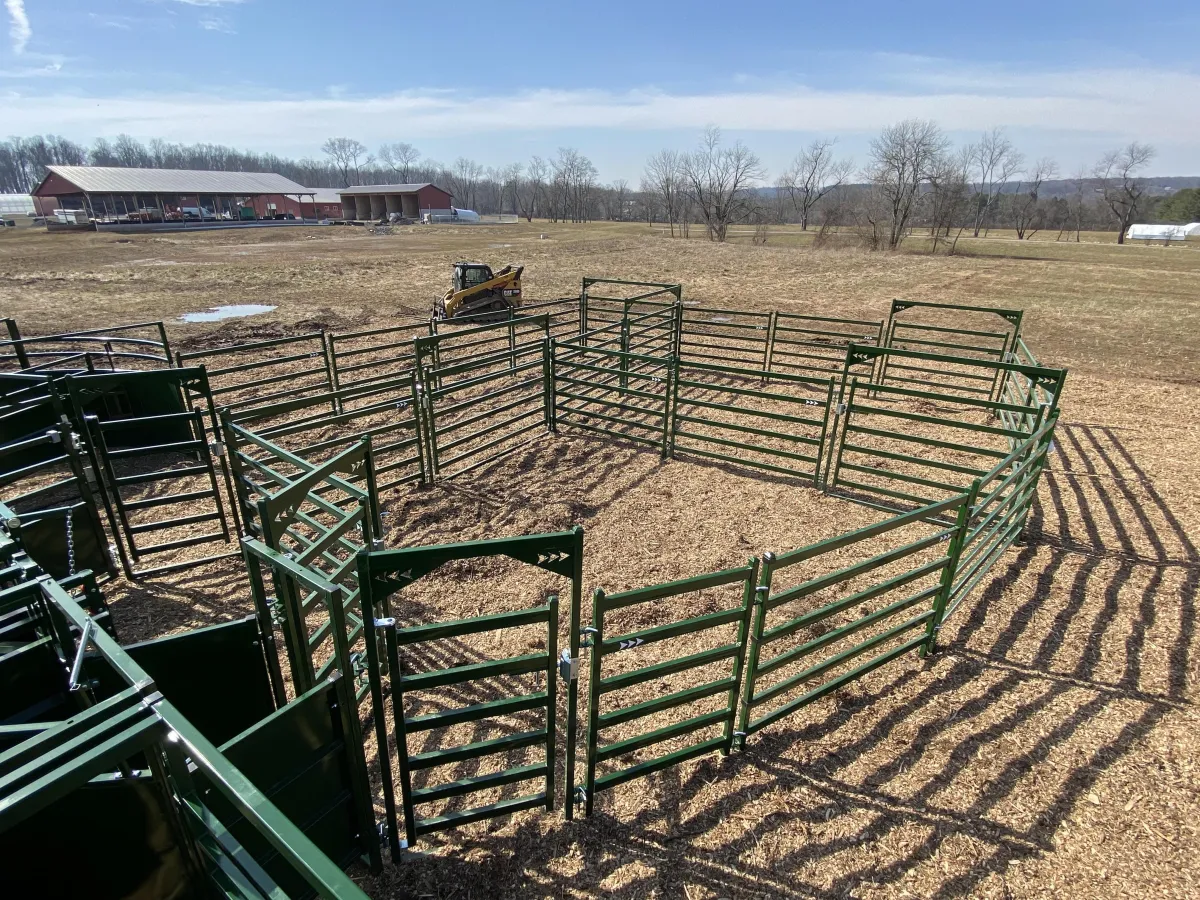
{"left": 434, "top": 262, "right": 524, "bottom": 322}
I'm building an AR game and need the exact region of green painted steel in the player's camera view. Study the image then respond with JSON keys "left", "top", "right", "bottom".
{"left": 227, "top": 373, "right": 425, "bottom": 493}
{"left": 225, "top": 432, "right": 378, "bottom": 707}
{"left": 0, "top": 424, "right": 113, "bottom": 581}
{"left": 177, "top": 331, "right": 336, "bottom": 418}
{"left": 671, "top": 359, "right": 836, "bottom": 484}
{"left": 65, "top": 368, "right": 234, "bottom": 578}
{"left": 0, "top": 320, "right": 173, "bottom": 372}
{"left": 0, "top": 567, "right": 373, "bottom": 898}
{"left": 553, "top": 339, "right": 673, "bottom": 456}
{"left": 356, "top": 527, "right": 584, "bottom": 857}
{"left": 767, "top": 312, "right": 884, "bottom": 377}
{"left": 736, "top": 494, "right": 970, "bottom": 744}
{"left": 328, "top": 317, "right": 431, "bottom": 394}
{"left": 680, "top": 306, "right": 772, "bottom": 369}
{"left": 415, "top": 314, "right": 552, "bottom": 481}
{"left": 879, "top": 300, "right": 1024, "bottom": 401}
{"left": 944, "top": 413, "right": 1058, "bottom": 622}
{"left": 581, "top": 561, "right": 758, "bottom": 814}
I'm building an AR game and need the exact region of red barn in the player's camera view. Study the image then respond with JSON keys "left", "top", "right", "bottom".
{"left": 338, "top": 183, "right": 453, "bottom": 220}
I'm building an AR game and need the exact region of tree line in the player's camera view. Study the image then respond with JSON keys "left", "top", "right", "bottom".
{"left": 0, "top": 126, "right": 1189, "bottom": 244}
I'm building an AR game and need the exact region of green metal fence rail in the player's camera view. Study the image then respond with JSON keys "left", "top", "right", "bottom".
{"left": 177, "top": 331, "right": 336, "bottom": 419}
{"left": 580, "top": 561, "right": 758, "bottom": 815}
{"left": 227, "top": 373, "right": 425, "bottom": 494}
{"left": 552, "top": 338, "right": 673, "bottom": 455}
{"left": 0, "top": 319, "right": 173, "bottom": 372}
{"left": 766, "top": 312, "right": 885, "bottom": 377}
{"left": 671, "top": 359, "right": 836, "bottom": 484}
{"left": 826, "top": 371, "right": 1047, "bottom": 513}
{"left": 736, "top": 493, "right": 971, "bottom": 743}
{"left": 680, "top": 306, "right": 772, "bottom": 369}
{"left": 825, "top": 345, "right": 1066, "bottom": 511}
{"left": 205, "top": 669, "right": 382, "bottom": 888}
{"left": 415, "top": 315, "right": 552, "bottom": 480}
{"left": 878, "top": 300, "right": 1023, "bottom": 401}
{"left": 328, "top": 317, "right": 430, "bottom": 393}
{"left": 944, "top": 413, "right": 1058, "bottom": 623}
{"left": 62, "top": 368, "right": 234, "bottom": 578}
{"left": 581, "top": 278, "right": 681, "bottom": 357}
{"left": 0, "top": 424, "right": 113, "bottom": 581}
{"left": 0, "top": 571, "right": 373, "bottom": 899}
{"left": 356, "top": 527, "right": 584, "bottom": 858}
{"left": 225, "top": 435, "right": 377, "bottom": 708}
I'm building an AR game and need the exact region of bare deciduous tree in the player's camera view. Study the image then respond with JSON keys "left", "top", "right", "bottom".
{"left": 1094, "top": 142, "right": 1156, "bottom": 244}
{"left": 777, "top": 138, "right": 853, "bottom": 230}
{"left": 549, "top": 148, "right": 597, "bottom": 223}
{"left": 378, "top": 142, "right": 420, "bottom": 183}
{"left": 967, "top": 128, "right": 1023, "bottom": 236}
{"left": 321, "top": 138, "right": 372, "bottom": 187}
{"left": 681, "top": 126, "right": 765, "bottom": 242}
{"left": 642, "top": 149, "right": 685, "bottom": 237}
{"left": 445, "top": 157, "right": 484, "bottom": 210}
{"left": 1012, "top": 157, "right": 1058, "bottom": 240}
{"left": 926, "top": 147, "right": 972, "bottom": 253}
{"left": 863, "top": 119, "right": 949, "bottom": 250}
{"left": 513, "top": 156, "right": 548, "bottom": 222}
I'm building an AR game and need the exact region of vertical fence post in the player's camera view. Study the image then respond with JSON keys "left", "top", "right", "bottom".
{"left": 823, "top": 376, "right": 857, "bottom": 493}
{"left": 619, "top": 313, "right": 630, "bottom": 396}
{"left": 735, "top": 552, "right": 773, "bottom": 750}
{"left": 582, "top": 586, "right": 605, "bottom": 817}
{"left": 319, "top": 331, "right": 339, "bottom": 414}
{"left": 763, "top": 310, "right": 778, "bottom": 385}
{"left": 668, "top": 352, "right": 682, "bottom": 459}
{"left": 545, "top": 593, "right": 559, "bottom": 811}
{"left": 922, "top": 483, "right": 977, "bottom": 657}
{"left": 564, "top": 525, "right": 584, "bottom": 821}
{"left": 356, "top": 562, "right": 402, "bottom": 861}
{"left": 5, "top": 318, "right": 29, "bottom": 369}
{"left": 813, "top": 376, "right": 837, "bottom": 488}
{"left": 579, "top": 282, "right": 589, "bottom": 347}
{"left": 660, "top": 357, "right": 674, "bottom": 460}
{"left": 542, "top": 338, "right": 557, "bottom": 433}
{"left": 508, "top": 307, "right": 517, "bottom": 373}
{"left": 724, "top": 557, "right": 759, "bottom": 753}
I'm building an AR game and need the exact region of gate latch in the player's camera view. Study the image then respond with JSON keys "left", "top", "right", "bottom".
{"left": 558, "top": 649, "right": 577, "bottom": 682}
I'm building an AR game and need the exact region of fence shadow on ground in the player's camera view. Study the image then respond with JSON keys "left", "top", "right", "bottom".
{"left": 359, "top": 421, "right": 1198, "bottom": 899}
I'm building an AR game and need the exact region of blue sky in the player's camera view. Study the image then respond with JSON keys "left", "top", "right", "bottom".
{"left": 2, "top": 0, "right": 1197, "bottom": 181}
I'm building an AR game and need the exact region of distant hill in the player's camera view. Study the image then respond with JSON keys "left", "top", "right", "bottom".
{"left": 758, "top": 177, "right": 1200, "bottom": 200}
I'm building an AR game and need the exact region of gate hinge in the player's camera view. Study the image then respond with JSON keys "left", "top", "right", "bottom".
{"left": 269, "top": 600, "right": 286, "bottom": 626}
{"left": 373, "top": 617, "right": 395, "bottom": 629}
{"left": 209, "top": 440, "right": 226, "bottom": 458}
{"left": 558, "top": 649, "right": 578, "bottom": 682}
{"left": 835, "top": 402, "right": 847, "bottom": 415}
{"left": 573, "top": 786, "right": 587, "bottom": 805}
{"left": 46, "top": 429, "right": 62, "bottom": 444}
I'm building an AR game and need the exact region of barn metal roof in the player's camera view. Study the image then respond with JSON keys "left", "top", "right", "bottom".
{"left": 39, "top": 166, "right": 311, "bottom": 196}
{"left": 286, "top": 189, "right": 343, "bottom": 204}
{"left": 338, "top": 183, "right": 442, "bottom": 195}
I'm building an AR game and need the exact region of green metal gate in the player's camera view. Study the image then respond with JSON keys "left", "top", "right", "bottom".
{"left": 671, "top": 359, "right": 836, "bottom": 484}
{"left": 552, "top": 338, "right": 673, "bottom": 454}
{"left": 736, "top": 494, "right": 970, "bottom": 742}
{"left": 414, "top": 315, "right": 552, "bottom": 480}
{"left": 356, "top": 528, "right": 584, "bottom": 856}
{"left": 66, "top": 368, "right": 234, "bottom": 578}
{"left": 580, "top": 561, "right": 757, "bottom": 814}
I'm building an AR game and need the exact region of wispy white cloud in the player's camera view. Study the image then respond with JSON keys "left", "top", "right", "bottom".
{"left": 5, "top": 0, "right": 31, "bottom": 54}
{"left": 2, "top": 58, "right": 1197, "bottom": 174}
{"left": 168, "top": 0, "right": 246, "bottom": 6}
{"left": 199, "top": 16, "right": 235, "bottom": 33}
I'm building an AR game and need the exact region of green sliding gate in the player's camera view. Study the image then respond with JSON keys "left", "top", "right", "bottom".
{"left": 580, "top": 561, "right": 758, "bottom": 815}
{"left": 357, "top": 528, "right": 584, "bottom": 856}
{"left": 736, "top": 493, "right": 970, "bottom": 742}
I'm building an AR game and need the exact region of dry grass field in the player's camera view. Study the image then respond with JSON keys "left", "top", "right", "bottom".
{"left": 1, "top": 222, "right": 1197, "bottom": 899}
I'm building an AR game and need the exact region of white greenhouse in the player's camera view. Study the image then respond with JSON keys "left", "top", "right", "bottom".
{"left": 1125, "top": 223, "right": 1200, "bottom": 241}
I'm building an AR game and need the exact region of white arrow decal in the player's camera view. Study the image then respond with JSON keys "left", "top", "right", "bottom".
{"left": 618, "top": 638, "right": 644, "bottom": 651}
